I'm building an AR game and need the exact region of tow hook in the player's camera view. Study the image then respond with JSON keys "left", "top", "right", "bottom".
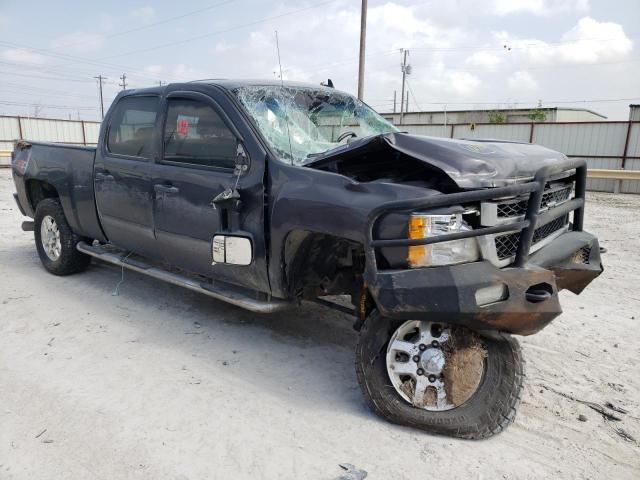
{"left": 525, "top": 283, "right": 553, "bottom": 303}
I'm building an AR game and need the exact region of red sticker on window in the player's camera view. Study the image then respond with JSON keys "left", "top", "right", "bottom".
{"left": 177, "top": 119, "right": 189, "bottom": 135}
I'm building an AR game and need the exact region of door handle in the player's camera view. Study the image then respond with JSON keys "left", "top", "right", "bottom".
{"left": 154, "top": 184, "right": 179, "bottom": 194}
{"left": 95, "top": 172, "right": 114, "bottom": 181}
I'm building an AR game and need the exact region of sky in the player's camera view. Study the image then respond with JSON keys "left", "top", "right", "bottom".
{"left": 0, "top": 0, "right": 638, "bottom": 121}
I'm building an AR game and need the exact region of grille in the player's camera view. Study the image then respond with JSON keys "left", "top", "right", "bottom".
{"left": 496, "top": 183, "right": 573, "bottom": 218}
{"left": 494, "top": 214, "right": 569, "bottom": 260}
{"left": 497, "top": 200, "right": 527, "bottom": 217}
{"left": 494, "top": 233, "right": 521, "bottom": 261}
{"left": 572, "top": 246, "right": 591, "bottom": 264}
{"left": 542, "top": 184, "right": 572, "bottom": 208}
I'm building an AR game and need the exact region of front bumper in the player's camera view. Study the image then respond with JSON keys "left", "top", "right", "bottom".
{"left": 368, "top": 230, "right": 602, "bottom": 335}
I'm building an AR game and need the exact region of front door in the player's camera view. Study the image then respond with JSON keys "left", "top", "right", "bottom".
{"left": 151, "top": 90, "right": 270, "bottom": 293}
{"left": 94, "top": 95, "right": 159, "bottom": 259}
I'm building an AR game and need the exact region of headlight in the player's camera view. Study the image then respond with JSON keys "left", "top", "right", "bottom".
{"left": 408, "top": 213, "right": 480, "bottom": 267}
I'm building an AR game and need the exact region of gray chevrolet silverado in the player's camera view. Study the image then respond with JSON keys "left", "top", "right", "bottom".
{"left": 11, "top": 80, "right": 602, "bottom": 438}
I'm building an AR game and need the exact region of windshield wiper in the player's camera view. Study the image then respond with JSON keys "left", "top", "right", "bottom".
{"left": 302, "top": 143, "right": 353, "bottom": 163}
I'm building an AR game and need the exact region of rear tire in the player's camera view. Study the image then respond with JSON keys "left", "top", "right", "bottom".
{"left": 34, "top": 198, "right": 91, "bottom": 276}
{"left": 355, "top": 310, "right": 524, "bottom": 439}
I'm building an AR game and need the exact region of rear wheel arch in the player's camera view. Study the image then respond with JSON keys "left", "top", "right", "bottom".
{"left": 33, "top": 198, "right": 91, "bottom": 275}
{"left": 26, "top": 179, "right": 59, "bottom": 211}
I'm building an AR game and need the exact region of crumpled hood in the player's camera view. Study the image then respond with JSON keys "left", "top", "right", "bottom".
{"left": 305, "top": 133, "right": 569, "bottom": 189}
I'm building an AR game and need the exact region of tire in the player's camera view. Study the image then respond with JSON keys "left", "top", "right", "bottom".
{"left": 34, "top": 198, "right": 91, "bottom": 276}
{"left": 355, "top": 310, "right": 524, "bottom": 439}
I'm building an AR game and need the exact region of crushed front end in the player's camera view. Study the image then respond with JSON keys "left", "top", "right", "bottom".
{"left": 364, "top": 158, "right": 603, "bottom": 335}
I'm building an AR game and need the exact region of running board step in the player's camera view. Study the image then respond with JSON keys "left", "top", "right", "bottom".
{"left": 77, "top": 242, "right": 292, "bottom": 313}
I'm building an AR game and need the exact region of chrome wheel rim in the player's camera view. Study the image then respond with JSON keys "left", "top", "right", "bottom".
{"left": 40, "top": 215, "right": 61, "bottom": 261}
{"left": 386, "top": 320, "right": 485, "bottom": 411}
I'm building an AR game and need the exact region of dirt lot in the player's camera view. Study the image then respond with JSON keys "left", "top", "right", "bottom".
{"left": 0, "top": 169, "right": 638, "bottom": 479}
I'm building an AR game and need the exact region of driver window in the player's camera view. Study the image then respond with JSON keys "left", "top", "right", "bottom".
{"left": 163, "top": 98, "right": 237, "bottom": 169}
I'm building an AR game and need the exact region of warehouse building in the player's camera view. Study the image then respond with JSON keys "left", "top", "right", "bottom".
{"left": 381, "top": 107, "right": 607, "bottom": 125}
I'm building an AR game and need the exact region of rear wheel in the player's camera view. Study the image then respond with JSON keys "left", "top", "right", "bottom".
{"left": 34, "top": 198, "right": 91, "bottom": 275}
{"left": 355, "top": 311, "right": 524, "bottom": 439}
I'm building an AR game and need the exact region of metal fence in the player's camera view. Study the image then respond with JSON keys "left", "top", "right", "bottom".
{"left": 0, "top": 115, "right": 100, "bottom": 166}
{"left": 399, "top": 120, "right": 640, "bottom": 193}
{"left": 1, "top": 114, "right": 639, "bottom": 193}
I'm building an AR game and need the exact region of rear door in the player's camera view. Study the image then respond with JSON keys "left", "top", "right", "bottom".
{"left": 151, "top": 89, "right": 270, "bottom": 293}
{"left": 94, "top": 95, "right": 160, "bottom": 259}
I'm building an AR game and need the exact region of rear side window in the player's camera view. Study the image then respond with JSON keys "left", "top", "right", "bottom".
{"left": 163, "top": 98, "right": 237, "bottom": 169}
{"left": 107, "top": 96, "right": 159, "bottom": 158}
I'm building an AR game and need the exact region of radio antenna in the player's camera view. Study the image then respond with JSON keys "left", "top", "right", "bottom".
{"left": 275, "top": 30, "right": 294, "bottom": 164}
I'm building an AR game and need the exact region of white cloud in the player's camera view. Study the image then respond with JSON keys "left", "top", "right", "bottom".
{"left": 50, "top": 32, "right": 105, "bottom": 54}
{"left": 446, "top": 71, "right": 482, "bottom": 95}
{"left": 507, "top": 71, "right": 538, "bottom": 92}
{"left": 1, "top": 48, "right": 48, "bottom": 65}
{"left": 498, "top": 17, "right": 633, "bottom": 66}
{"left": 98, "top": 13, "right": 115, "bottom": 33}
{"left": 6, "top": 0, "right": 627, "bottom": 119}
{"left": 143, "top": 64, "right": 164, "bottom": 77}
{"left": 130, "top": 6, "right": 156, "bottom": 23}
{"left": 466, "top": 51, "right": 503, "bottom": 68}
{"left": 557, "top": 17, "right": 633, "bottom": 63}
{"left": 493, "top": 0, "right": 589, "bottom": 16}
{"left": 171, "top": 64, "right": 206, "bottom": 82}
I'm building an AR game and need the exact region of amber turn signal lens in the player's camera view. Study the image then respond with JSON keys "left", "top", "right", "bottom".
{"left": 408, "top": 215, "right": 429, "bottom": 267}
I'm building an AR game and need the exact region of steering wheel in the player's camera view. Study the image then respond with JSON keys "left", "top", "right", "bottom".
{"left": 337, "top": 131, "right": 357, "bottom": 142}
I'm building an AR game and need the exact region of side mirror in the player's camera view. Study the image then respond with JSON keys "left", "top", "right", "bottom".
{"left": 212, "top": 235, "right": 252, "bottom": 266}
{"left": 235, "top": 143, "right": 250, "bottom": 176}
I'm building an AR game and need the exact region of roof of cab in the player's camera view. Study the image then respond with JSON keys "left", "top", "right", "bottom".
{"left": 191, "top": 78, "right": 338, "bottom": 91}
{"left": 118, "top": 79, "right": 343, "bottom": 98}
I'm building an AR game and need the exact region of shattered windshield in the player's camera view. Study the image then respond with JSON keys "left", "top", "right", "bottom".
{"left": 233, "top": 85, "right": 398, "bottom": 165}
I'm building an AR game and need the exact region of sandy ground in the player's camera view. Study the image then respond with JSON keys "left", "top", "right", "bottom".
{"left": 0, "top": 168, "right": 638, "bottom": 480}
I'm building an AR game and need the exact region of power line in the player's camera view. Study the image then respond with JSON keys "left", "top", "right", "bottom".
{"left": 96, "top": 0, "right": 339, "bottom": 60}
{"left": 0, "top": 1, "right": 338, "bottom": 81}
{"left": 51, "top": 0, "right": 237, "bottom": 50}
{"left": 0, "top": 69, "right": 97, "bottom": 83}
{"left": 0, "top": 82, "right": 98, "bottom": 99}
{"left": 409, "top": 35, "right": 640, "bottom": 53}
{"left": 0, "top": 60, "right": 103, "bottom": 80}
{"left": 0, "top": 40, "right": 163, "bottom": 82}
{"left": 0, "top": 100, "right": 97, "bottom": 110}
{"left": 405, "top": 79, "right": 422, "bottom": 111}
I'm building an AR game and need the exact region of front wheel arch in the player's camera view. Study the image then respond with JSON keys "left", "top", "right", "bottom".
{"left": 283, "top": 230, "right": 366, "bottom": 300}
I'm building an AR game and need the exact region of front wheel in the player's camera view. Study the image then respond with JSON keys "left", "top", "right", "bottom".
{"left": 34, "top": 198, "right": 91, "bottom": 276}
{"left": 355, "top": 311, "right": 524, "bottom": 439}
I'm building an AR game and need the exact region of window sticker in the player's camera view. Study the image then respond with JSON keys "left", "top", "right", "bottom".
{"left": 177, "top": 118, "right": 190, "bottom": 136}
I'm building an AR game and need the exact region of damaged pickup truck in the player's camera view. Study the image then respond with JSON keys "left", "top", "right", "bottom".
{"left": 11, "top": 80, "right": 602, "bottom": 439}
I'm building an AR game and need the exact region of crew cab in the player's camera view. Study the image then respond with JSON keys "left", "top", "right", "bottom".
{"left": 11, "top": 80, "right": 603, "bottom": 439}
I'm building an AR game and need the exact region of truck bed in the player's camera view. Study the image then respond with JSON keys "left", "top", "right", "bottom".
{"left": 12, "top": 141, "right": 105, "bottom": 242}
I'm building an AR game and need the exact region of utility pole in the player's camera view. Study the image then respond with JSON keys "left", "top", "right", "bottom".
{"left": 119, "top": 73, "right": 128, "bottom": 90}
{"left": 157, "top": 81, "right": 165, "bottom": 86}
{"left": 393, "top": 90, "right": 397, "bottom": 113}
{"left": 443, "top": 104, "right": 448, "bottom": 137}
{"left": 357, "top": 0, "right": 368, "bottom": 100}
{"left": 399, "top": 49, "right": 410, "bottom": 124}
{"left": 94, "top": 75, "right": 107, "bottom": 120}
